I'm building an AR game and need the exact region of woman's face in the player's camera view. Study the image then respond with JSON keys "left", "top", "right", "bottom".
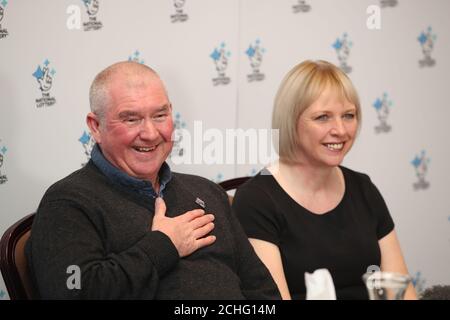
{"left": 295, "top": 88, "right": 358, "bottom": 168}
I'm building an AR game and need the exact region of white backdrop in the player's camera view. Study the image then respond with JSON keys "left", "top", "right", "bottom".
{"left": 1, "top": 0, "right": 449, "bottom": 299}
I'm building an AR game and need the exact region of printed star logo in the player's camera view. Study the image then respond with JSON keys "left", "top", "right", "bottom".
{"left": 418, "top": 32, "right": 427, "bottom": 45}
{"left": 373, "top": 98, "right": 383, "bottom": 110}
{"left": 245, "top": 46, "right": 255, "bottom": 57}
{"left": 78, "top": 131, "right": 91, "bottom": 145}
{"left": 32, "top": 65, "right": 44, "bottom": 80}
{"left": 210, "top": 48, "right": 221, "bottom": 61}
{"left": 1, "top": 0, "right": 7, "bottom": 8}
{"left": 332, "top": 39, "right": 343, "bottom": 50}
{"left": 411, "top": 155, "right": 421, "bottom": 168}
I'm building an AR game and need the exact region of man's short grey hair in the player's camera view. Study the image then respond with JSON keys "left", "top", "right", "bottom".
{"left": 89, "top": 61, "right": 164, "bottom": 121}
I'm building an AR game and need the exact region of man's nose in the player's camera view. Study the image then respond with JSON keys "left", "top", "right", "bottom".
{"left": 139, "top": 120, "right": 160, "bottom": 140}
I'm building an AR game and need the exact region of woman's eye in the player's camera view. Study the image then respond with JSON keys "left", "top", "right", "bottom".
{"left": 315, "top": 114, "right": 329, "bottom": 121}
{"left": 343, "top": 113, "right": 355, "bottom": 120}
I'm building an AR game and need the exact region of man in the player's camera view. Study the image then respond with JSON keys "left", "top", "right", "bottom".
{"left": 26, "top": 61, "right": 280, "bottom": 299}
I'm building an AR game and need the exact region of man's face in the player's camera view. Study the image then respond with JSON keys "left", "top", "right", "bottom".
{"left": 93, "top": 75, "right": 174, "bottom": 182}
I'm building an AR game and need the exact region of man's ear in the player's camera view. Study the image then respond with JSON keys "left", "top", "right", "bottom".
{"left": 86, "top": 112, "right": 102, "bottom": 144}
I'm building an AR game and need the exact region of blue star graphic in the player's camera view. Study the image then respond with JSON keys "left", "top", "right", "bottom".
{"left": 44, "top": 59, "right": 50, "bottom": 67}
{"left": 411, "top": 156, "right": 421, "bottom": 168}
{"left": 210, "top": 48, "right": 220, "bottom": 61}
{"left": 50, "top": 68, "right": 56, "bottom": 76}
{"left": 32, "top": 65, "right": 44, "bottom": 80}
{"left": 79, "top": 131, "right": 91, "bottom": 145}
{"left": 1, "top": 0, "right": 7, "bottom": 8}
{"left": 332, "top": 39, "right": 342, "bottom": 50}
{"left": 1, "top": 146, "right": 7, "bottom": 154}
{"left": 246, "top": 46, "right": 255, "bottom": 57}
{"left": 418, "top": 33, "right": 427, "bottom": 44}
{"left": 373, "top": 98, "right": 383, "bottom": 110}
{"left": 134, "top": 50, "right": 140, "bottom": 57}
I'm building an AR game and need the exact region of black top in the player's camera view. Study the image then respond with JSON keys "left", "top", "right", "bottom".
{"left": 26, "top": 160, "right": 280, "bottom": 299}
{"left": 232, "top": 166, "right": 394, "bottom": 300}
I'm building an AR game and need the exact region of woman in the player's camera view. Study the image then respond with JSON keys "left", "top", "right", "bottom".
{"left": 233, "top": 60, "right": 417, "bottom": 300}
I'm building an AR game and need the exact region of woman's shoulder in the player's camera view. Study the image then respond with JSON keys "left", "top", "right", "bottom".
{"left": 235, "top": 168, "right": 277, "bottom": 195}
{"left": 340, "top": 165, "right": 373, "bottom": 186}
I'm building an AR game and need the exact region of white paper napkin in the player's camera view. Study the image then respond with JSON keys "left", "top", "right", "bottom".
{"left": 305, "top": 268, "right": 337, "bottom": 300}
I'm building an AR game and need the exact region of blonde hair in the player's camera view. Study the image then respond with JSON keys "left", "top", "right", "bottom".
{"left": 272, "top": 60, "right": 361, "bottom": 163}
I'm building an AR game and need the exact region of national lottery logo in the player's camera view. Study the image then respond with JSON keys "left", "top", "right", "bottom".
{"left": 373, "top": 93, "right": 393, "bottom": 134}
{"left": 418, "top": 26, "right": 436, "bottom": 68}
{"left": 292, "top": 0, "right": 311, "bottom": 13}
{"left": 332, "top": 33, "right": 353, "bottom": 74}
{"left": 170, "top": 112, "right": 186, "bottom": 159}
{"left": 79, "top": 130, "right": 95, "bottom": 167}
{"left": 411, "top": 150, "right": 430, "bottom": 191}
{"left": 210, "top": 42, "right": 231, "bottom": 86}
{"left": 0, "top": 141, "right": 8, "bottom": 185}
{"left": 380, "top": 0, "right": 398, "bottom": 8}
{"left": 0, "top": 0, "right": 9, "bottom": 39}
{"left": 32, "top": 59, "right": 57, "bottom": 108}
{"left": 128, "top": 50, "right": 145, "bottom": 64}
{"left": 82, "top": 0, "right": 103, "bottom": 31}
{"left": 171, "top": 0, "right": 188, "bottom": 23}
{"left": 245, "top": 39, "right": 265, "bottom": 82}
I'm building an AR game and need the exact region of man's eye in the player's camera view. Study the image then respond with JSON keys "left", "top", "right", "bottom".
{"left": 153, "top": 114, "right": 168, "bottom": 121}
{"left": 125, "top": 118, "right": 140, "bottom": 123}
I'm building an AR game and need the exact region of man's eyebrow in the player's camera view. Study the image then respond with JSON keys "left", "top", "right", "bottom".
{"left": 118, "top": 110, "right": 140, "bottom": 118}
{"left": 156, "top": 104, "right": 171, "bottom": 112}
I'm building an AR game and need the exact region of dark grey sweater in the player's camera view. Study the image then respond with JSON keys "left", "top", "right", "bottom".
{"left": 26, "top": 161, "right": 280, "bottom": 300}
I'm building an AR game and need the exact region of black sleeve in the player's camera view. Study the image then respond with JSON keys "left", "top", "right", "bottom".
{"left": 232, "top": 183, "right": 283, "bottom": 246}
{"left": 28, "top": 201, "right": 179, "bottom": 299}
{"left": 360, "top": 174, "right": 395, "bottom": 240}
{"left": 216, "top": 186, "right": 281, "bottom": 300}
